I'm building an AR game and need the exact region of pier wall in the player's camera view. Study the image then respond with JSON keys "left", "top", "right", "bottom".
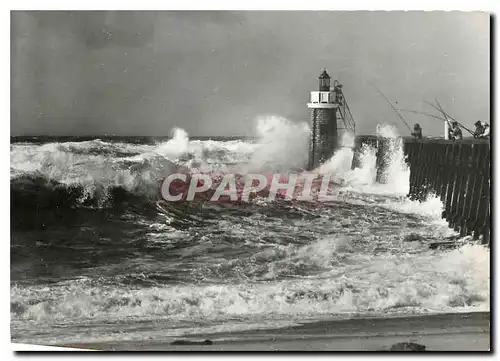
{"left": 355, "top": 136, "right": 491, "bottom": 244}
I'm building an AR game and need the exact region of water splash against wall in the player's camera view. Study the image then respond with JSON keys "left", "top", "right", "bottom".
{"left": 313, "top": 124, "right": 409, "bottom": 193}
{"left": 375, "top": 124, "right": 410, "bottom": 194}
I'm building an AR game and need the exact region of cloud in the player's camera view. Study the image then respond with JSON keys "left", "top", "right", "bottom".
{"left": 11, "top": 11, "right": 490, "bottom": 137}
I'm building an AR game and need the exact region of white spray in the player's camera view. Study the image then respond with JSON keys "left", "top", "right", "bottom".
{"left": 247, "top": 116, "right": 310, "bottom": 172}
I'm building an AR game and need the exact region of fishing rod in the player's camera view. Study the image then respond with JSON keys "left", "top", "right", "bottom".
{"left": 433, "top": 99, "right": 454, "bottom": 139}
{"left": 434, "top": 98, "right": 469, "bottom": 138}
{"left": 437, "top": 100, "right": 475, "bottom": 135}
{"left": 424, "top": 100, "right": 456, "bottom": 121}
{"left": 367, "top": 81, "right": 413, "bottom": 133}
{"left": 396, "top": 108, "right": 448, "bottom": 122}
{"left": 399, "top": 105, "right": 475, "bottom": 136}
{"left": 434, "top": 99, "right": 453, "bottom": 127}
{"left": 424, "top": 100, "right": 475, "bottom": 135}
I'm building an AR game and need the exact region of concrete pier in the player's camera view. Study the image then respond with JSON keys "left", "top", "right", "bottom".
{"left": 356, "top": 136, "right": 491, "bottom": 244}
{"left": 304, "top": 75, "right": 490, "bottom": 243}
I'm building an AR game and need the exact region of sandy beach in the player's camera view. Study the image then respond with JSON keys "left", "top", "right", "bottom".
{"left": 58, "top": 312, "right": 490, "bottom": 351}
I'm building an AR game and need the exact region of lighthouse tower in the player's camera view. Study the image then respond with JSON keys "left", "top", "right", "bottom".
{"left": 307, "top": 69, "right": 340, "bottom": 170}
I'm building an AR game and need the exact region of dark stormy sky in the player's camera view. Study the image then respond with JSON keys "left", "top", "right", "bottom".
{"left": 11, "top": 11, "right": 489, "bottom": 137}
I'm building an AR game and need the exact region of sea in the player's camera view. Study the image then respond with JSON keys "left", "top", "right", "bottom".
{"left": 10, "top": 116, "right": 490, "bottom": 345}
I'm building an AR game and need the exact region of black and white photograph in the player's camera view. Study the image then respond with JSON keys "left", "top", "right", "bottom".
{"left": 9, "top": 9, "right": 491, "bottom": 352}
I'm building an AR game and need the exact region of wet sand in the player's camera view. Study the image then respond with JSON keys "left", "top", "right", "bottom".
{"left": 59, "top": 311, "right": 490, "bottom": 351}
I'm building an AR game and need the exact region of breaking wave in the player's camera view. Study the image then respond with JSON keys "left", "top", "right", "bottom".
{"left": 10, "top": 117, "right": 490, "bottom": 345}
{"left": 11, "top": 238, "right": 489, "bottom": 343}
{"left": 11, "top": 122, "right": 409, "bottom": 212}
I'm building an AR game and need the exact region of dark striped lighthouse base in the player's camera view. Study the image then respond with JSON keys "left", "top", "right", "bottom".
{"left": 308, "top": 107, "right": 338, "bottom": 170}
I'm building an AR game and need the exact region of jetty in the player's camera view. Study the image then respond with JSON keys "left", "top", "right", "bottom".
{"left": 306, "top": 70, "right": 491, "bottom": 244}
{"left": 355, "top": 136, "right": 491, "bottom": 244}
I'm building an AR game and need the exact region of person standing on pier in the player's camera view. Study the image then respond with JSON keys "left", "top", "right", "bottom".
{"left": 411, "top": 123, "right": 422, "bottom": 140}
{"left": 449, "top": 121, "right": 463, "bottom": 140}
{"left": 474, "top": 121, "right": 486, "bottom": 138}
{"left": 481, "top": 122, "right": 490, "bottom": 138}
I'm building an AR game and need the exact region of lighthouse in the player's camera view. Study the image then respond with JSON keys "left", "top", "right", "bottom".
{"left": 307, "top": 69, "right": 340, "bottom": 170}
